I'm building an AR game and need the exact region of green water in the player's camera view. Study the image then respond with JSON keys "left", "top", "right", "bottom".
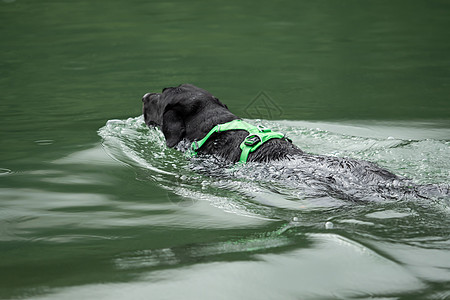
{"left": 1, "top": 0, "right": 450, "bottom": 299}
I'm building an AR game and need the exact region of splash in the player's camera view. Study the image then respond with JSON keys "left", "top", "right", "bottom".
{"left": 99, "top": 116, "right": 449, "bottom": 221}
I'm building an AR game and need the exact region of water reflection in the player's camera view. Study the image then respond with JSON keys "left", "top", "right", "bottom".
{"left": 0, "top": 117, "right": 448, "bottom": 299}
{"left": 30, "top": 234, "right": 428, "bottom": 300}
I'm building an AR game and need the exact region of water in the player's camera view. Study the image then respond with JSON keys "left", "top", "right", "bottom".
{"left": 1, "top": 0, "right": 450, "bottom": 299}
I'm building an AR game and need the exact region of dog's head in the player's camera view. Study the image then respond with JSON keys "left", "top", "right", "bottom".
{"left": 142, "top": 84, "right": 233, "bottom": 148}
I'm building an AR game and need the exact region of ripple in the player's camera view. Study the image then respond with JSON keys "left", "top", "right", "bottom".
{"left": 365, "top": 210, "right": 414, "bottom": 219}
{"left": 35, "top": 234, "right": 119, "bottom": 243}
{"left": 34, "top": 139, "right": 54, "bottom": 146}
{"left": 0, "top": 168, "right": 12, "bottom": 176}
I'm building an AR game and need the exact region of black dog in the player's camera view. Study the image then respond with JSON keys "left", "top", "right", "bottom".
{"left": 141, "top": 84, "right": 450, "bottom": 201}
{"left": 142, "top": 84, "right": 398, "bottom": 181}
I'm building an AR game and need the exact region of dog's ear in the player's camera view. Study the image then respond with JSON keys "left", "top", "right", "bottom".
{"left": 161, "top": 105, "right": 186, "bottom": 148}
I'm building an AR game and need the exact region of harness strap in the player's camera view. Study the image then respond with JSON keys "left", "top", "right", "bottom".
{"left": 191, "top": 119, "right": 289, "bottom": 163}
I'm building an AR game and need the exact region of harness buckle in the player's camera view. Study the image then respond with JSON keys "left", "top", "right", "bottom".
{"left": 244, "top": 134, "right": 261, "bottom": 147}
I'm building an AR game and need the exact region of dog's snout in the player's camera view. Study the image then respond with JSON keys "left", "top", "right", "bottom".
{"left": 142, "top": 92, "right": 153, "bottom": 102}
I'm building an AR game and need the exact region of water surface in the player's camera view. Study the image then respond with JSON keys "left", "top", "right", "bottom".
{"left": 1, "top": 0, "right": 449, "bottom": 299}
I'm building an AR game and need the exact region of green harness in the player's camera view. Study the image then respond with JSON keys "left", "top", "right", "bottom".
{"left": 190, "top": 119, "right": 288, "bottom": 163}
